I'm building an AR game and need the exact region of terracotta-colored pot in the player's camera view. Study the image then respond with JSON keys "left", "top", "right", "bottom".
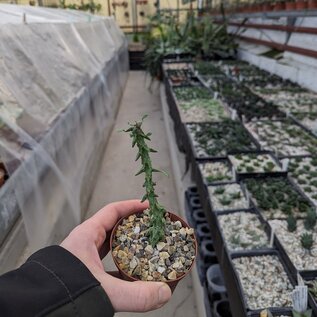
{"left": 285, "top": 1, "right": 296, "bottom": 9}
{"left": 263, "top": 2, "right": 273, "bottom": 10}
{"left": 0, "top": 168, "right": 5, "bottom": 187}
{"left": 296, "top": 0, "right": 308, "bottom": 8}
{"left": 308, "top": 0, "right": 317, "bottom": 7}
{"left": 110, "top": 211, "right": 198, "bottom": 292}
{"left": 274, "top": 1, "right": 286, "bottom": 10}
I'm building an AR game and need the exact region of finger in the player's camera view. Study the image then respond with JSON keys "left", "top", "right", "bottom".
{"left": 90, "top": 199, "right": 149, "bottom": 232}
{"left": 99, "top": 272, "right": 171, "bottom": 312}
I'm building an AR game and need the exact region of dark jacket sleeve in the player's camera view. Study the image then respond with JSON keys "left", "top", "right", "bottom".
{"left": 0, "top": 245, "right": 114, "bottom": 317}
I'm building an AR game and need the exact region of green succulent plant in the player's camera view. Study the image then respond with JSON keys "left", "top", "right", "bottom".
{"left": 287, "top": 215, "right": 297, "bottom": 232}
{"left": 123, "top": 115, "right": 168, "bottom": 246}
{"left": 304, "top": 209, "right": 317, "bottom": 230}
{"left": 301, "top": 232, "right": 314, "bottom": 251}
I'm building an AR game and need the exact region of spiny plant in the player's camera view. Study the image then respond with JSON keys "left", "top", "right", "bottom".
{"left": 301, "top": 232, "right": 314, "bottom": 251}
{"left": 123, "top": 115, "right": 168, "bottom": 247}
{"left": 287, "top": 215, "right": 297, "bottom": 232}
{"left": 304, "top": 209, "right": 317, "bottom": 231}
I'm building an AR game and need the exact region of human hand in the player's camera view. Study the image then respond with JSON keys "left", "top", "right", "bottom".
{"left": 60, "top": 200, "right": 172, "bottom": 312}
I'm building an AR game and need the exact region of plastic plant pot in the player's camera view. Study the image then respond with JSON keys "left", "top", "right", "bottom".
{"left": 274, "top": 1, "right": 286, "bottom": 10}
{"left": 308, "top": 0, "right": 317, "bottom": 8}
{"left": 285, "top": 1, "right": 296, "bottom": 9}
{"left": 213, "top": 300, "right": 232, "bottom": 317}
{"left": 200, "top": 239, "right": 216, "bottom": 261}
{"left": 110, "top": 211, "right": 197, "bottom": 292}
{"left": 192, "top": 208, "right": 207, "bottom": 225}
{"left": 296, "top": 0, "right": 307, "bottom": 9}
{"left": 207, "top": 264, "right": 227, "bottom": 295}
{"left": 196, "top": 223, "right": 212, "bottom": 243}
{"left": 189, "top": 196, "right": 202, "bottom": 210}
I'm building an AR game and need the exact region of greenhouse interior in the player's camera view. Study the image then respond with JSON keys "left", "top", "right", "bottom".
{"left": 2, "top": 0, "right": 317, "bottom": 316}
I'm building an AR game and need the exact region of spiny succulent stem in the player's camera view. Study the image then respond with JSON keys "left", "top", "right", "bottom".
{"left": 123, "top": 116, "right": 166, "bottom": 246}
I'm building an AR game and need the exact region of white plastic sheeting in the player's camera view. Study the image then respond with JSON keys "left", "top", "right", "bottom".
{"left": 0, "top": 5, "right": 129, "bottom": 251}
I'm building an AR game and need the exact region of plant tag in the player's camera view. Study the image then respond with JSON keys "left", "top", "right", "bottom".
{"left": 194, "top": 70, "right": 198, "bottom": 77}
{"left": 292, "top": 285, "right": 308, "bottom": 313}
{"left": 282, "top": 158, "right": 289, "bottom": 171}
{"left": 297, "top": 273, "right": 305, "bottom": 286}
{"left": 232, "top": 166, "right": 237, "bottom": 181}
{"left": 242, "top": 115, "right": 246, "bottom": 123}
{"left": 214, "top": 92, "right": 218, "bottom": 100}
{"left": 269, "top": 227, "right": 275, "bottom": 248}
{"left": 231, "top": 109, "right": 237, "bottom": 120}
{"left": 245, "top": 189, "right": 251, "bottom": 208}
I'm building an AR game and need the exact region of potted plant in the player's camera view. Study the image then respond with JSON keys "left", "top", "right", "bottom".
{"left": 285, "top": 0, "right": 296, "bottom": 10}
{"left": 273, "top": 0, "right": 286, "bottom": 10}
{"left": 296, "top": 0, "right": 308, "bottom": 9}
{"left": 111, "top": 116, "right": 197, "bottom": 290}
{"left": 262, "top": 0, "right": 274, "bottom": 11}
{"left": 308, "top": 0, "right": 317, "bottom": 8}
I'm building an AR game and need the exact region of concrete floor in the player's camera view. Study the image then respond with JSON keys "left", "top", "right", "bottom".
{"left": 86, "top": 71, "right": 198, "bottom": 317}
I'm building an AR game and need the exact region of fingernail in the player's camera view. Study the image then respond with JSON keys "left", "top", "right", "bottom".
{"left": 158, "top": 283, "right": 171, "bottom": 305}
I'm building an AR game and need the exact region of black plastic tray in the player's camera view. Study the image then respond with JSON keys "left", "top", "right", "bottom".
{"left": 227, "top": 150, "right": 287, "bottom": 180}
{"left": 274, "top": 229, "right": 317, "bottom": 283}
{"left": 241, "top": 175, "right": 314, "bottom": 221}
{"left": 216, "top": 208, "right": 274, "bottom": 257}
{"left": 224, "top": 250, "right": 295, "bottom": 317}
{"left": 183, "top": 121, "right": 261, "bottom": 165}
{"left": 193, "top": 157, "right": 235, "bottom": 205}
{"left": 204, "top": 181, "right": 252, "bottom": 214}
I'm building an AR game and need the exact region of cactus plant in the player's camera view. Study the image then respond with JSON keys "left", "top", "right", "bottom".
{"left": 123, "top": 115, "right": 167, "bottom": 246}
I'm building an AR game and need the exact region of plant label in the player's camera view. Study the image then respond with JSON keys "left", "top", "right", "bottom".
{"left": 297, "top": 273, "right": 305, "bottom": 286}
{"left": 269, "top": 227, "right": 275, "bottom": 248}
{"left": 242, "top": 115, "right": 246, "bottom": 123}
{"left": 231, "top": 110, "right": 237, "bottom": 120}
{"left": 292, "top": 285, "right": 308, "bottom": 313}
{"left": 232, "top": 166, "right": 237, "bottom": 182}
{"left": 214, "top": 92, "right": 218, "bottom": 100}
{"left": 282, "top": 158, "right": 289, "bottom": 171}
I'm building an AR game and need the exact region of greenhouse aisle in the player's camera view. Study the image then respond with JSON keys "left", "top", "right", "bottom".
{"left": 86, "top": 71, "right": 198, "bottom": 317}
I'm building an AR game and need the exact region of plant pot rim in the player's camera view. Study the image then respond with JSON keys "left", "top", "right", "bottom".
{"left": 110, "top": 210, "right": 198, "bottom": 288}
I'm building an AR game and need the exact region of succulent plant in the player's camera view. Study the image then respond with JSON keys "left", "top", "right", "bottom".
{"left": 287, "top": 215, "right": 297, "bottom": 232}
{"left": 301, "top": 232, "right": 314, "bottom": 251}
{"left": 214, "top": 187, "right": 226, "bottom": 195}
{"left": 123, "top": 115, "right": 167, "bottom": 246}
{"left": 304, "top": 209, "right": 317, "bottom": 231}
{"left": 293, "top": 310, "right": 313, "bottom": 317}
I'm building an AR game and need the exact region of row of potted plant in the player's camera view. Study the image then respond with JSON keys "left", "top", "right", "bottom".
{"left": 163, "top": 59, "right": 317, "bottom": 315}
{"left": 208, "top": 0, "right": 317, "bottom": 16}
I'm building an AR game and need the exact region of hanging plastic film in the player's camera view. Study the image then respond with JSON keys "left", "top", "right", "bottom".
{"left": 0, "top": 6, "right": 129, "bottom": 252}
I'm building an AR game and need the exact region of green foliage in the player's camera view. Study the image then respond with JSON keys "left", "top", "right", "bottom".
{"left": 133, "top": 33, "right": 140, "bottom": 43}
{"left": 214, "top": 187, "right": 225, "bottom": 195}
{"left": 304, "top": 209, "right": 317, "bottom": 230}
{"left": 301, "top": 232, "right": 314, "bottom": 251}
{"left": 123, "top": 116, "right": 167, "bottom": 246}
{"left": 293, "top": 310, "right": 312, "bottom": 317}
{"left": 307, "top": 279, "right": 317, "bottom": 300}
{"left": 59, "top": 0, "right": 101, "bottom": 13}
{"left": 245, "top": 178, "right": 311, "bottom": 219}
{"left": 287, "top": 215, "right": 297, "bottom": 232}
{"left": 143, "top": 12, "right": 237, "bottom": 78}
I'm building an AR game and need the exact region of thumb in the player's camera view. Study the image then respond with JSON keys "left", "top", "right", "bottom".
{"left": 99, "top": 273, "right": 172, "bottom": 312}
